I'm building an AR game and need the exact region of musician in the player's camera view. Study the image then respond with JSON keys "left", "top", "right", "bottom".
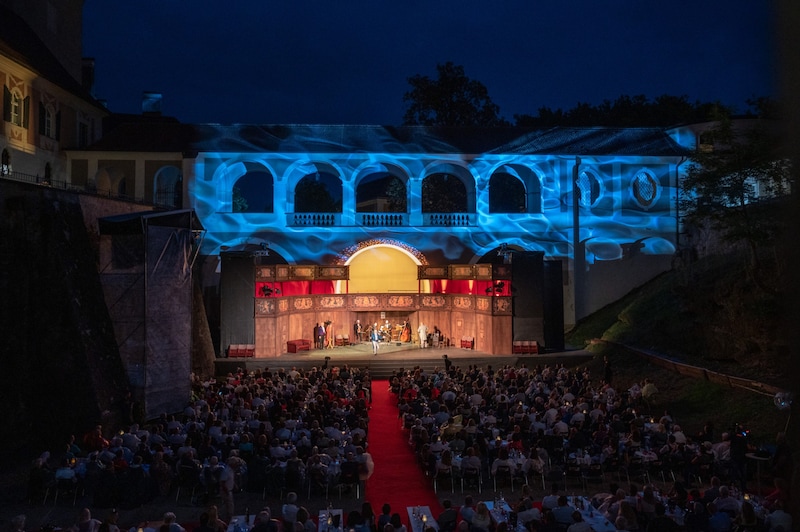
{"left": 353, "top": 319, "right": 362, "bottom": 344}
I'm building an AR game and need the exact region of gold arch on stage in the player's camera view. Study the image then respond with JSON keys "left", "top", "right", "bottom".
{"left": 336, "top": 243, "right": 431, "bottom": 294}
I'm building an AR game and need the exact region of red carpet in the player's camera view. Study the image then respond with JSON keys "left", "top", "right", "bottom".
{"left": 366, "top": 380, "right": 443, "bottom": 523}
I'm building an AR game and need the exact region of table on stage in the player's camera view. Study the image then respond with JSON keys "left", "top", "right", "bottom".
{"left": 407, "top": 506, "right": 438, "bottom": 532}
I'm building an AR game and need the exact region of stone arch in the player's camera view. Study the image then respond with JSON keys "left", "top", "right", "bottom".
{"left": 353, "top": 161, "right": 411, "bottom": 213}
{"left": 336, "top": 239, "right": 429, "bottom": 293}
{"left": 421, "top": 161, "right": 476, "bottom": 213}
{"left": 153, "top": 165, "right": 183, "bottom": 207}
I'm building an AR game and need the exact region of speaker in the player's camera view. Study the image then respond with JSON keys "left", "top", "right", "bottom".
{"left": 512, "top": 251, "right": 545, "bottom": 344}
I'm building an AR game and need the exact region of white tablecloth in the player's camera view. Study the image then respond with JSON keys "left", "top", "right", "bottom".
{"left": 318, "top": 509, "right": 343, "bottom": 532}
{"left": 406, "top": 506, "right": 439, "bottom": 532}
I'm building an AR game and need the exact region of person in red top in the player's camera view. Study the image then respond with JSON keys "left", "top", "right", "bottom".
{"left": 83, "top": 425, "right": 109, "bottom": 453}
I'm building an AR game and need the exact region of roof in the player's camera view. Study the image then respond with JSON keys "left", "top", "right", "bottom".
{"left": 85, "top": 122, "right": 690, "bottom": 157}
{"left": 0, "top": 5, "right": 105, "bottom": 112}
{"left": 98, "top": 209, "right": 205, "bottom": 235}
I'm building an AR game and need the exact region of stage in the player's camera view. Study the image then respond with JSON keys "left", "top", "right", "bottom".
{"left": 214, "top": 341, "right": 594, "bottom": 378}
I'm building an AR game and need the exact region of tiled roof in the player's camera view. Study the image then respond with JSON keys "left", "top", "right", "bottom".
{"left": 86, "top": 122, "right": 689, "bottom": 157}
{"left": 0, "top": 5, "right": 104, "bottom": 110}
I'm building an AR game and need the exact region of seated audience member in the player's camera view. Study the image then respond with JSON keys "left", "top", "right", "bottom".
{"left": 437, "top": 500, "right": 458, "bottom": 532}
{"left": 706, "top": 503, "right": 732, "bottom": 532}
{"left": 73, "top": 508, "right": 102, "bottom": 532}
{"left": 470, "top": 503, "right": 492, "bottom": 532}
{"left": 645, "top": 503, "right": 678, "bottom": 532}
{"left": 377, "top": 504, "right": 392, "bottom": 531}
{"left": 567, "top": 511, "right": 592, "bottom": 532}
{"left": 551, "top": 496, "right": 576, "bottom": 526}
{"left": 389, "top": 513, "right": 407, "bottom": 532}
{"left": 282, "top": 492, "right": 299, "bottom": 527}
{"left": 764, "top": 501, "right": 792, "bottom": 532}
{"left": 459, "top": 496, "right": 476, "bottom": 524}
{"left": 542, "top": 483, "right": 561, "bottom": 510}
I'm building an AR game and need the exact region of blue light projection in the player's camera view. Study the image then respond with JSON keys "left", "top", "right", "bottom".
{"left": 187, "top": 124, "right": 683, "bottom": 271}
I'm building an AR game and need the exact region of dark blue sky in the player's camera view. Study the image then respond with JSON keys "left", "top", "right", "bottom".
{"left": 82, "top": 1, "right": 778, "bottom": 126}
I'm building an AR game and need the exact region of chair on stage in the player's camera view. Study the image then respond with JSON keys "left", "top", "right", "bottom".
{"left": 335, "top": 335, "right": 345, "bottom": 347}
{"left": 342, "top": 334, "right": 350, "bottom": 345}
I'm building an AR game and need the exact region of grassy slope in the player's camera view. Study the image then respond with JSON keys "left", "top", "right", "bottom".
{"left": 564, "top": 254, "right": 790, "bottom": 447}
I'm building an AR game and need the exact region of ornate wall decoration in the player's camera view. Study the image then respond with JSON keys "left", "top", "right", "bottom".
{"left": 387, "top": 295, "right": 415, "bottom": 307}
{"left": 318, "top": 266, "right": 349, "bottom": 279}
{"left": 421, "top": 295, "right": 447, "bottom": 307}
{"left": 256, "top": 299, "right": 275, "bottom": 315}
{"left": 493, "top": 297, "right": 512, "bottom": 314}
{"left": 293, "top": 297, "right": 313, "bottom": 310}
{"left": 275, "top": 265, "right": 290, "bottom": 280}
{"left": 337, "top": 238, "right": 428, "bottom": 265}
{"left": 255, "top": 266, "right": 274, "bottom": 279}
{"left": 452, "top": 296, "right": 472, "bottom": 309}
{"left": 278, "top": 299, "right": 289, "bottom": 312}
{"left": 352, "top": 295, "right": 380, "bottom": 308}
{"left": 449, "top": 265, "right": 474, "bottom": 279}
{"left": 418, "top": 265, "right": 448, "bottom": 279}
{"left": 475, "top": 264, "right": 493, "bottom": 280}
{"left": 290, "top": 266, "right": 316, "bottom": 279}
{"left": 476, "top": 298, "right": 490, "bottom": 311}
{"left": 320, "top": 296, "right": 345, "bottom": 308}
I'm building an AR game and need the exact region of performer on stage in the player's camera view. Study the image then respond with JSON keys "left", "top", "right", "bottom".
{"left": 370, "top": 323, "right": 381, "bottom": 355}
{"left": 315, "top": 322, "right": 326, "bottom": 349}
{"left": 417, "top": 322, "right": 428, "bottom": 348}
{"left": 400, "top": 320, "right": 411, "bottom": 343}
{"left": 353, "top": 319, "right": 362, "bottom": 344}
{"left": 325, "top": 321, "right": 335, "bottom": 349}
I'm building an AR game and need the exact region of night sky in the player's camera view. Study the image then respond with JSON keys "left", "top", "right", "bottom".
{"left": 82, "top": 1, "right": 777, "bottom": 126}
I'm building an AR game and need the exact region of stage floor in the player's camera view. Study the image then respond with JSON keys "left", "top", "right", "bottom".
{"left": 215, "top": 340, "right": 594, "bottom": 377}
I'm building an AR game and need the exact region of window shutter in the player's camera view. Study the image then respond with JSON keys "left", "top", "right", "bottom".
{"left": 3, "top": 86, "right": 10, "bottom": 122}
{"left": 22, "top": 96, "right": 30, "bottom": 128}
{"left": 39, "top": 102, "right": 46, "bottom": 134}
{"left": 55, "top": 110, "right": 61, "bottom": 141}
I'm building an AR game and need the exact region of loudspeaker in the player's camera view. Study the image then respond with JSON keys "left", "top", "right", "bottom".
{"left": 512, "top": 251, "right": 545, "bottom": 344}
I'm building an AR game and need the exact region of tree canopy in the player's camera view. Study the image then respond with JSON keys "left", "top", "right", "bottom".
{"left": 515, "top": 94, "right": 734, "bottom": 128}
{"left": 680, "top": 98, "right": 792, "bottom": 294}
{"left": 402, "top": 62, "right": 508, "bottom": 127}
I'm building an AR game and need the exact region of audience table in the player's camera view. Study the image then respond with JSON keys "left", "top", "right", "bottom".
{"left": 318, "top": 509, "right": 343, "bottom": 532}
{"left": 406, "top": 506, "right": 439, "bottom": 532}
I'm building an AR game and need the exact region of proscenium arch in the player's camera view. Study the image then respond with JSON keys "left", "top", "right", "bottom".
{"left": 336, "top": 241, "right": 430, "bottom": 293}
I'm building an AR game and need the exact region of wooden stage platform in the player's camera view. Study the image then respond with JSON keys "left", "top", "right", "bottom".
{"left": 214, "top": 341, "right": 594, "bottom": 379}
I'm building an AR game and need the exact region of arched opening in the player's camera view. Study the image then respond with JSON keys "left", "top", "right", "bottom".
{"left": 295, "top": 171, "right": 342, "bottom": 213}
{"left": 153, "top": 165, "right": 183, "bottom": 208}
{"left": 356, "top": 172, "right": 407, "bottom": 213}
{"left": 232, "top": 166, "right": 274, "bottom": 213}
{"left": 489, "top": 173, "right": 526, "bottom": 213}
{"left": 422, "top": 173, "right": 468, "bottom": 212}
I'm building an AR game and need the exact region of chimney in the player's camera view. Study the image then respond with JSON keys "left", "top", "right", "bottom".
{"left": 142, "top": 92, "right": 163, "bottom": 115}
{"left": 81, "top": 57, "right": 95, "bottom": 95}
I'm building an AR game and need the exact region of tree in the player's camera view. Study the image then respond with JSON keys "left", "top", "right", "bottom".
{"left": 680, "top": 100, "right": 792, "bottom": 294}
{"left": 232, "top": 186, "right": 248, "bottom": 212}
{"left": 514, "top": 94, "right": 731, "bottom": 128}
{"left": 403, "top": 62, "right": 508, "bottom": 126}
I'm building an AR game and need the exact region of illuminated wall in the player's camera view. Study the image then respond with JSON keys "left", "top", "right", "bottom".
{"left": 182, "top": 124, "right": 687, "bottom": 325}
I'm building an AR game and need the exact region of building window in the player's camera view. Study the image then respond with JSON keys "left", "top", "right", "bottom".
{"left": 3, "top": 86, "right": 29, "bottom": 128}
{"left": 78, "top": 122, "right": 89, "bottom": 148}
{"left": 1, "top": 149, "right": 10, "bottom": 175}
{"left": 39, "top": 102, "right": 60, "bottom": 139}
{"left": 577, "top": 170, "right": 604, "bottom": 208}
{"left": 630, "top": 171, "right": 660, "bottom": 210}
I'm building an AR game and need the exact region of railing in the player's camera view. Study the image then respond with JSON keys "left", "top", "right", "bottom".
{"left": 424, "top": 213, "right": 474, "bottom": 226}
{"left": 287, "top": 213, "right": 340, "bottom": 226}
{"left": 359, "top": 213, "right": 407, "bottom": 227}
{"left": 0, "top": 170, "right": 148, "bottom": 204}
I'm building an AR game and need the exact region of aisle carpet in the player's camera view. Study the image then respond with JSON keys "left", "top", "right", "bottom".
{"left": 365, "top": 380, "right": 444, "bottom": 522}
